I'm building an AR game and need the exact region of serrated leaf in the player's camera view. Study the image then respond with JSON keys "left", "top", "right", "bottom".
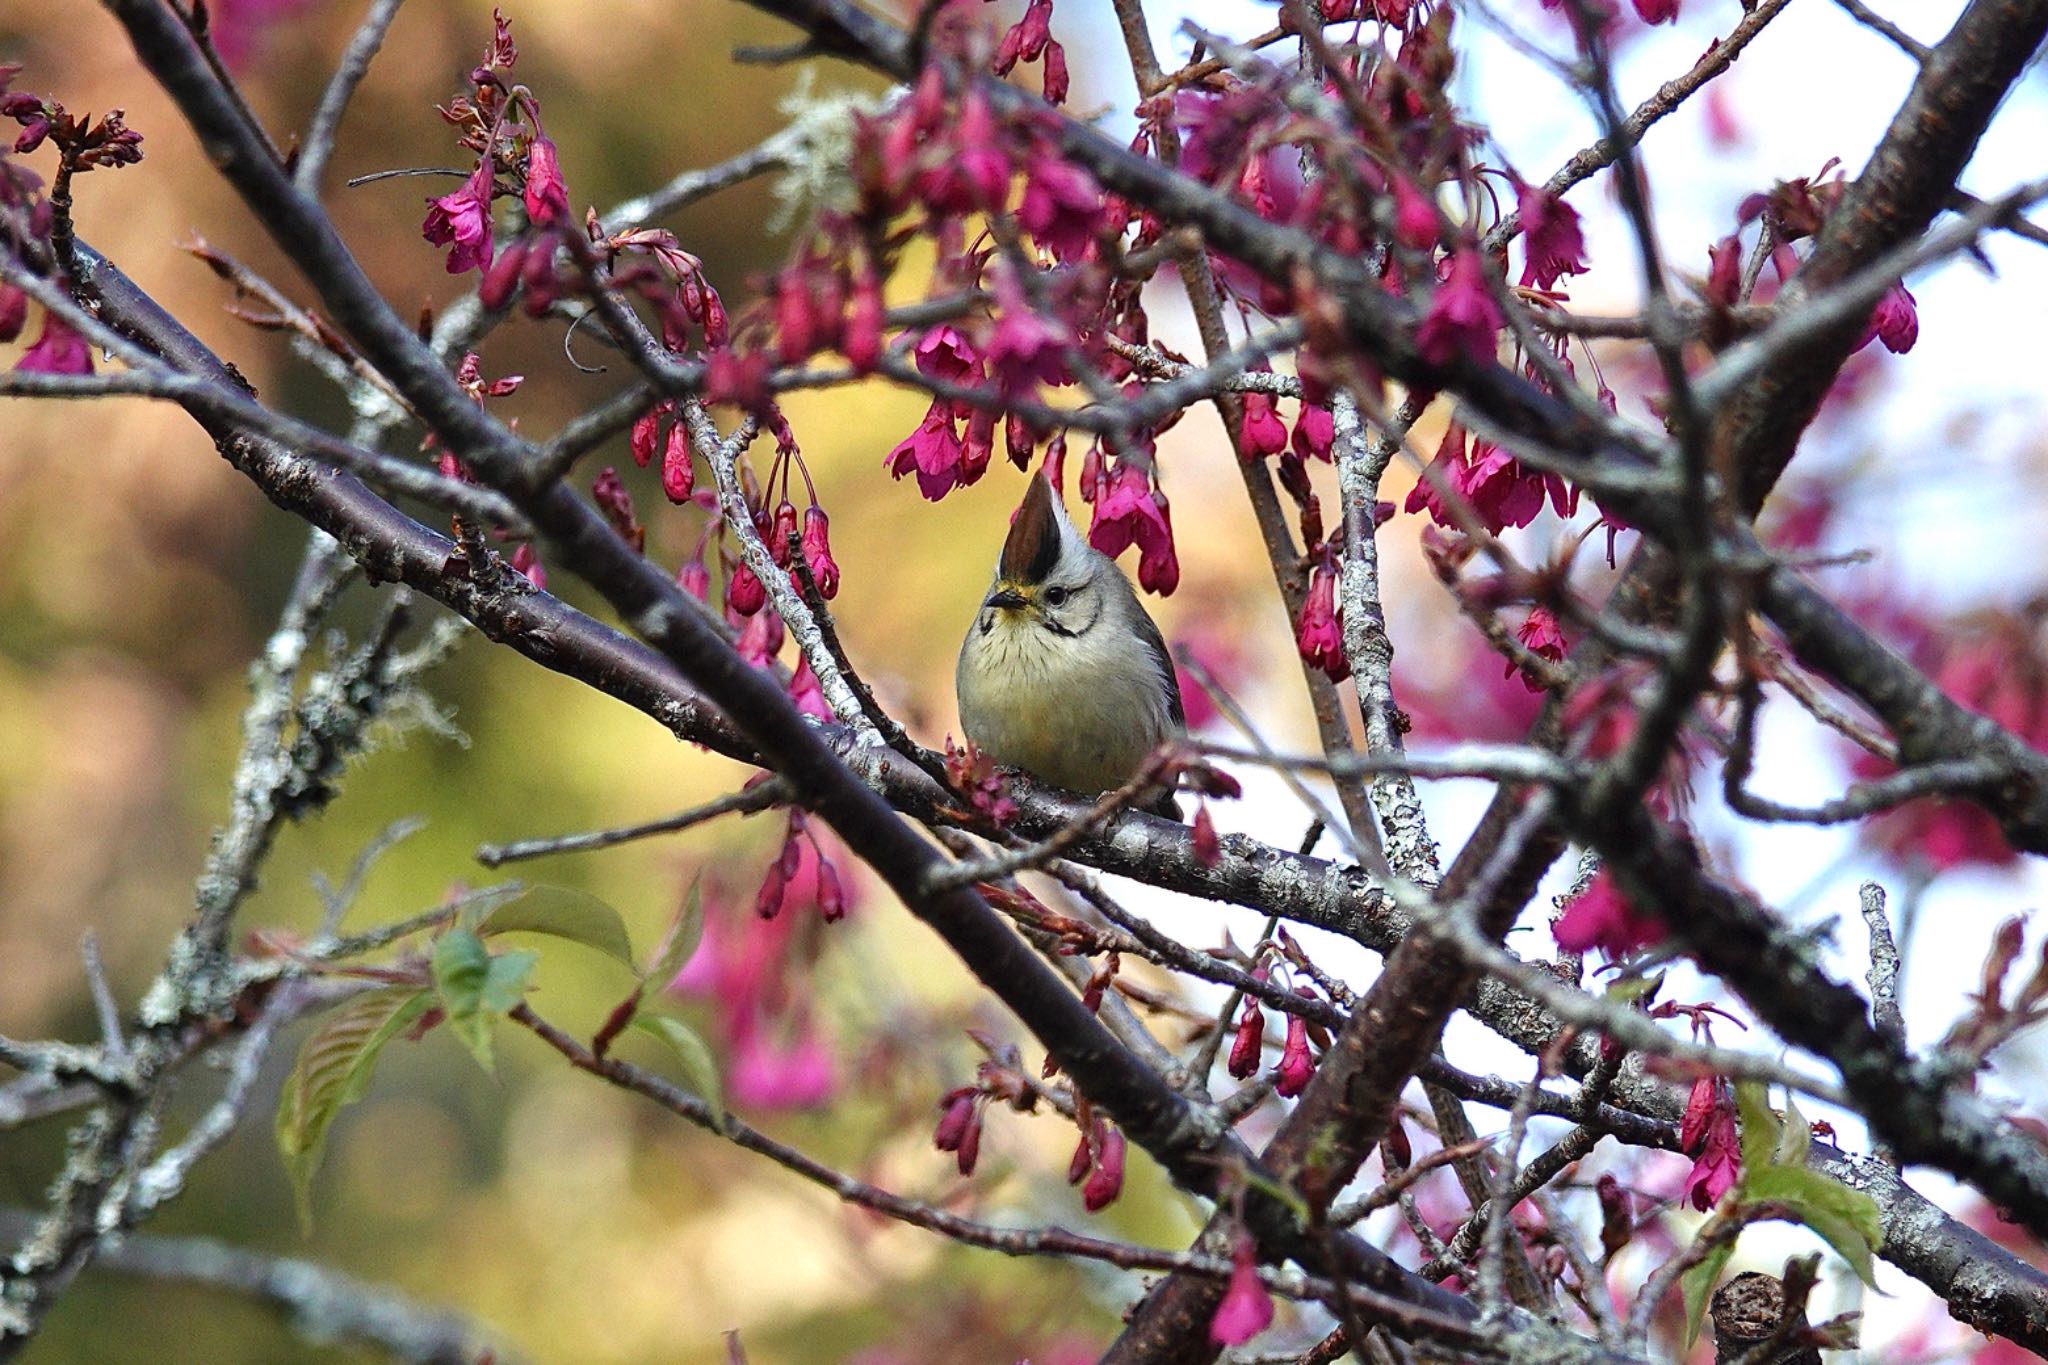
{"left": 1681, "top": 1241, "right": 1736, "bottom": 1350}
{"left": 275, "top": 987, "right": 433, "bottom": 1233}
{"left": 1736, "top": 1080, "right": 1780, "bottom": 1177}
{"left": 1742, "top": 1164, "right": 1884, "bottom": 1287}
{"left": 478, "top": 885, "right": 635, "bottom": 967}
{"left": 645, "top": 877, "right": 706, "bottom": 986}
{"left": 631, "top": 1014, "right": 725, "bottom": 1126}
{"left": 433, "top": 929, "right": 537, "bottom": 1074}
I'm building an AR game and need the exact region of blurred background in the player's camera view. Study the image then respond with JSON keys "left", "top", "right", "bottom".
{"left": 0, "top": 0, "right": 2045, "bottom": 1361}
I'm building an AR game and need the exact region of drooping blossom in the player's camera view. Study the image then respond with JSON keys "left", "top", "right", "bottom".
{"left": 1227, "top": 995, "right": 1265, "bottom": 1079}
{"left": 660, "top": 422, "right": 694, "bottom": 503}
{"left": 987, "top": 275, "right": 1070, "bottom": 398}
{"left": 727, "top": 560, "right": 767, "bottom": 616}
{"left": 913, "top": 324, "right": 982, "bottom": 386}
{"left": 1082, "top": 1127, "right": 1126, "bottom": 1211}
{"left": 1512, "top": 607, "right": 1569, "bottom": 691}
{"left": 1087, "top": 461, "right": 1178, "bottom": 595}
{"left": 13, "top": 308, "right": 91, "bottom": 375}
{"left": 522, "top": 134, "right": 569, "bottom": 226}
{"left": 885, "top": 400, "right": 969, "bottom": 501}
{"left": 1273, "top": 1011, "right": 1313, "bottom": 1097}
{"left": 1405, "top": 424, "right": 1574, "bottom": 535}
{"left": 1633, "top": 0, "right": 1680, "bottom": 23}
{"left": 1290, "top": 403, "right": 1334, "bottom": 462}
{"left": 1209, "top": 1233, "right": 1275, "bottom": 1346}
{"left": 1516, "top": 184, "right": 1588, "bottom": 289}
{"left": 1415, "top": 247, "right": 1504, "bottom": 367}
{"left": 1237, "top": 391, "right": 1288, "bottom": 456}
{"left": 800, "top": 507, "right": 839, "bottom": 598}
{"left": 934, "top": 1087, "right": 985, "bottom": 1175}
{"left": 1017, "top": 157, "right": 1101, "bottom": 263}
{"left": 1295, "top": 563, "right": 1347, "bottom": 681}
{"left": 1552, "top": 867, "right": 1664, "bottom": 958}
{"left": 1679, "top": 1077, "right": 1741, "bottom": 1211}
{"left": 1857, "top": 281, "right": 1919, "bottom": 354}
{"left": 422, "top": 161, "right": 496, "bottom": 275}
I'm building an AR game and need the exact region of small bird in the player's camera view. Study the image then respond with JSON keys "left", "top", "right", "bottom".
{"left": 956, "top": 473, "right": 1185, "bottom": 817}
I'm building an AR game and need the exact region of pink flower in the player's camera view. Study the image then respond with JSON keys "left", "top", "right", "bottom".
{"left": 994, "top": 0, "right": 1054, "bottom": 72}
{"left": 13, "top": 309, "right": 91, "bottom": 375}
{"left": 1679, "top": 1078, "right": 1741, "bottom": 1211}
{"left": 1041, "top": 40, "right": 1069, "bottom": 104}
{"left": 1209, "top": 1234, "right": 1274, "bottom": 1345}
{"left": 912, "top": 325, "right": 981, "bottom": 386}
{"left": 1273, "top": 1012, "right": 1313, "bottom": 1097}
{"left": 422, "top": 162, "right": 495, "bottom": 275}
{"left": 885, "top": 400, "right": 968, "bottom": 501}
{"left": 789, "top": 654, "right": 830, "bottom": 721}
{"left": 843, "top": 265, "right": 882, "bottom": 372}
{"left": 1238, "top": 391, "right": 1288, "bottom": 457}
{"left": 1290, "top": 403, "right": 1334, "bottom": 462}
{"left": 1512, "top": 607, "right": 1569, "bottom": 690}
{"left": 509, "top": 542, "right": 546, "bottom": 590}
{"left": 1517, "top": 184, "right": 1587, "bottom": 289}
{"left": 1858, "top": 281, "right": 1918, "bottom": 354}
{"left": 1295, "top": 564, "right": 1347, "bottom": 681}
{"left": 1552, "top": 868, "right": 1664, "bottom": 957}
{"left": 1018, "top": 157, "right": 1101, "bottom": 264}
{"left": 953, "top": 89, "right": 1011, "bottom": 212}
{"left": 522, "top": 134, "right": 569, "bottom": 226}
{"left": 1415, "top": 247, "right": 1504, "bottom": 367}
{"left": 1633, "top": 0, "right": 1680, "bottom": 22}
{"left": 987, "top": 278, "right": 1070, "bottom": 398}
{"left": 730, "top": 1027, "right": 837, "bottom": 1111}
{"left": 1087, "top": 462, "right": 1178, "bottom": 595}
{"left": 727, "top": 560, "right": 766, "bottom": 616}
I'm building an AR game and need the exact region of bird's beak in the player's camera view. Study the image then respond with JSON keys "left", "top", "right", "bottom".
{"left": 985, "top": 586, "right": 1030, "bottom": 611}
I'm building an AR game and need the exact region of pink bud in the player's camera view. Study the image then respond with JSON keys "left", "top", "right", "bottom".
{"left": 755, "top": 863, "right": 786, "bottom": 918}
{"left": 816, "top": 858, "right": 846, "bottom": 921}
{"left": 727, "top": 561, "right": 767, "bottom": 616}
{"left": 509, "top": 542, "right": 546, "bottom": 590}
{"left": 661, "top": 423, "right": 693, "bottom": 502}
{"left": 677, "top": 559, "right": 710, "bottom": 601}
{"left": 1209, "top": 1234, "right": 1274, "bottom": 1345}
{"left": 1274, "top": 1013, "right": 1312, "bottom": 1097}
{"left": 1082, "top": 1126, "right": 1126, "bottom": 1211}
{"left": 1226, "top": 998, "right": 1264, "bottom": 1079}
{"left": 1393, "top": 176, "right": 1438, "bottom": 251}
{"left": 844, "top": 266, "right": 882, "bottom": 373}
{"left": 0, "top": 283, "right": 25, "bottom": 343}
{"left": 479, "top": 237, "right": 529, "bottom": 311}
{"left": 1192, "top": 802, "right": 1221, "bottom": 867}
{"left": 1238, "top": 392, "right": 1288, "bottom": 457}
{"left": 770, "top": 499, "right": 800, "bottom": 567}
{"left": 801, "top": 507, "right": 839, "bottom": 598}
{"left": 1041, "top": 41, "right": 1069, "bottom": 105}
{"left": 523, "top": 135, "right": 569, "bottom": 226}
{"left": 1294, "top": 566, "right": 1348, "bottom": 681}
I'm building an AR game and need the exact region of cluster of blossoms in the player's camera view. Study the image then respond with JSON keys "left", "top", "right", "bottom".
{"left": 1223, "top": 940, "right": 1335, "bottom": 1100}
{"left": 670, "top": 813, "right": 851, "bottom": 1110}
{"left": 0, "top": 66, "right": 146, "bottom": 376}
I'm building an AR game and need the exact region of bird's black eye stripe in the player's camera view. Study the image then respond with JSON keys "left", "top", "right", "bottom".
{"left": 1044, "top": 586, "right": 1069, "bottom": 606}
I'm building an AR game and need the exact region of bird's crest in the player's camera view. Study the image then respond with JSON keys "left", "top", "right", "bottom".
{"left": 999, "top": 473, "right": 1067, "bottom": 585}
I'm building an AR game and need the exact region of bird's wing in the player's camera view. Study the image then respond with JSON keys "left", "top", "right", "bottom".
{"left": 1131, "top": 597, "right": 1186, "bottom": 731}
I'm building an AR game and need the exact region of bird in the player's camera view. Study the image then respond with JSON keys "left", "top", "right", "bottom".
{"left": 955, "top": 472, "right": 1185, "bottom": 819}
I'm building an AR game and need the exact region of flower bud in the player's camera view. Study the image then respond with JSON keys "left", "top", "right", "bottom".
{"left": 1226, "top": 997, "right": 1264, "bottom": 1079}
{"left": 801, "top": 507, "right": 840, "bottom": 598}
{"left": 661, "top": 423, "right": 694, "bottom": 503}
{"left": 1082, "top": 1127, "right": 1125, "bottom": 1211}
{"left": 727, "top": 561, "right": 766, "bottom": 616}
{"left": 1274, "top": 1013, "right": 1313, "bottom": 1097}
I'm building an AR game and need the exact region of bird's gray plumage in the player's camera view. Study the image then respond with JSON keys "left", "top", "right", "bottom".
{"left": 956, "top": 475, "right": 1185, "bottom": 816}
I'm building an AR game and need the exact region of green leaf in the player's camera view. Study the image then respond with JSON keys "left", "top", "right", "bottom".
{"left": 1777, "top": 1092, "right": 1813, "bottom": 1168}
{"left": 274, "top": 987, "right": 433, "bottom": 1233}
{"left": 1742, "top": 1164, "right": 1884, "bottom": 1287}
{"left": 478, "top": 885, "right": 635, "bottom": 967}
{"left": 1735, "top": 1080, "right": 1780, "bottom": 1177}
{"left": 433, "top": 928, "right": 537, "bottom": 1074}
{"left": 644, "top": 877, "right": 706, "bottom": 986}
{"left": 1680, "top": 1241, "right": 1736, "bottom": 1350}
{"left": 631, "top": 1014, "right": 725, "bottom": 1126}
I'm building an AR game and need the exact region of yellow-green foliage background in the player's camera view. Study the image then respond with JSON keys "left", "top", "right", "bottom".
{"left": 0, "top": 3, "right": 1393, "bottom": 1360}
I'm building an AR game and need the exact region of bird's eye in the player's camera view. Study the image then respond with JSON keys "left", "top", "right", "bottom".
{"left": 1044, "top": 586, "right": 1069, "bottom": 607}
